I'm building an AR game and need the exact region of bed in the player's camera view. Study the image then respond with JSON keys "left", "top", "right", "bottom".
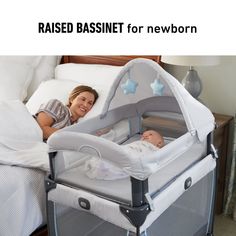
{"left": 45, "top": 58, "right": 217, "bottom": 236}
{"left": 0, "top": 56, "right": 60, "bottom": 236}
{"left": 0, "top": 55, "right": 160, "bottom": 236}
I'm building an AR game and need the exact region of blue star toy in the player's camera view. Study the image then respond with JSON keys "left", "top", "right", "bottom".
{"left": 150, "top": 79, "right": 165, "bottom": 96}
{"left": 121, "top": 78, "right": 138, "bottom": 94}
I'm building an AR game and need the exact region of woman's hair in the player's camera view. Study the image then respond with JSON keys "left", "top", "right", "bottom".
{"left": 67, "top": 85, "right": 99, "bottom": 107}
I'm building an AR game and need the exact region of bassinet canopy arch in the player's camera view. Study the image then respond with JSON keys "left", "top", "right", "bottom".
{"left": 100, "top": 58, "right": 215, "bottom": 141}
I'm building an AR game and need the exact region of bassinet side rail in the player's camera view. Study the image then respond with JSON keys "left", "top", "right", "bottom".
{"left": 45, "top": 131, "right": 217, "bottom": 236}
{"left": 47, "top": 130, "right": 199, "bottom": 181}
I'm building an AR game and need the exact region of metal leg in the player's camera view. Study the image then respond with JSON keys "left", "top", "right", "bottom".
{"left": 47, "top": 200, "right": 58, "bottom": 236}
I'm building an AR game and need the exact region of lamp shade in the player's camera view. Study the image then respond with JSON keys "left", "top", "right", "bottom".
{"left": 161, "top": 56, "right": 220, "bottom": 99}
{"left": 161, "top": 56, "right": 220, "bottom": 66}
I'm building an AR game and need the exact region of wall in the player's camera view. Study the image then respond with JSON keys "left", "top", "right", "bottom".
{"left": 163, "top": 56, "right": 236, "bottom": 116}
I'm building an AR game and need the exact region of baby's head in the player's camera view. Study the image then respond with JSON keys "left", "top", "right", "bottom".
{"left": 141, "top": 130, "right": 164, "bottom": 148}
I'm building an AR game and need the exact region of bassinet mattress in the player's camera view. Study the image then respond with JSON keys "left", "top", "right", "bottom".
{"left": 0, "top": 165, "right": 46, "bottom": 236}
{"left": 56, "top": 140, "right": 206, "bottom": 204}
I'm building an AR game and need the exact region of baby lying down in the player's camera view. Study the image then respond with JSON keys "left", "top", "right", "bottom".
{"left": 84, "top": 130, "right": 164, "bottom": 180}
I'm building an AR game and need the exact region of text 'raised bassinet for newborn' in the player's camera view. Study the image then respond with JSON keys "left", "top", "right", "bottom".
{"left": 45, "top": 58, "right": 217, "bottom": 236}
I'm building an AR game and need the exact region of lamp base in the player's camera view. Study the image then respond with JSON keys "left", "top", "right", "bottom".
{"left": 181, "top": 68, "right": 202, "bottom": 99}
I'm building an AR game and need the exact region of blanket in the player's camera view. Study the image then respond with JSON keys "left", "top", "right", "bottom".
{"left": 0, "top": 100, "right": 49, "bottom": 170}
{"left": 0, "top": 137, "right": 49, "bottom": 171}
{"left": 84, "top": 141, "right": 159, "bottom": 180}
{"left": 84, "top": 157, "right": 128, "bottom": 180}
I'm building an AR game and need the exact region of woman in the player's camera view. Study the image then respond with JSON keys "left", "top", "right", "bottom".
{"left": 35, "top": 85, "right": 99, "bottom": 139}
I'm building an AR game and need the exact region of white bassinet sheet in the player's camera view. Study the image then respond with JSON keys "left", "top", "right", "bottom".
{"left": 56, "top": 139, "right": 206, "bottom": 204}
{"left": 95, "top": 119, "right": 130, "bottom": 144}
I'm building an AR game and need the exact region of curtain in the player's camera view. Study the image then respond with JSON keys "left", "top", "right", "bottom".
{"left": 224, "top": 115, "right": 236, "bottom": 220}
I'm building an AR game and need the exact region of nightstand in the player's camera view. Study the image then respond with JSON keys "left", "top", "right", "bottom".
{"left": 213, "top": 113, "right": 234, "bottom": 214}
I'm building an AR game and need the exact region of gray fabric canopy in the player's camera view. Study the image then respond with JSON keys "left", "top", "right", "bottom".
{"left": 100, "top": 58, "right": 215, "bottom": 141}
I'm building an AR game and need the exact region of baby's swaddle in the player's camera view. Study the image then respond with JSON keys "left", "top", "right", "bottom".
{"left": 84, "top": 157, "right": 128, "bottom": 180}
{"left": 84, "top": 140, "right": 159, "bottom": 180}
{"left": 123, "top": 140, "right": 160, "bottom": 155}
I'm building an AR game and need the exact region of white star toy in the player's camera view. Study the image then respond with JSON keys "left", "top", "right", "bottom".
{"left": 150, "top": 79, "right": 165, "bottom": 96}
{"left": 121, "top": 79, "right": 138, "bottom": 94}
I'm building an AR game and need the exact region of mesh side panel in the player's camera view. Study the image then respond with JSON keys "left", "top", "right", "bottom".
{"left": 55, "top": 205, "right": 127, "bottom": 236}
{"left": 50, "top": 171, "right": 213, "bottom": 236}
{"left": 146, "top": 171, "right": 213, "bottom": 236}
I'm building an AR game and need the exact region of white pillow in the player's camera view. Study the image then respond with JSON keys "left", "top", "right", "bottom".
{"left": 0, "top": 56, "right": 42, "bottom": 101}
{"left": 26, "top": 80, "right": 79, "bottom": 114}
{"left": 0, "top": 62, "right": 34, "bottom": 101}
{"left": 26, "top": 80, "right": 110, "bottom": 120}
{"left": 26, "top": 56, "right": 61, "bottom": 100}
{"left": 0, "top": 56, "right": 42, "bottom": 68}
{"left": 55, "top": 63, "right": 123, "bottom": 88}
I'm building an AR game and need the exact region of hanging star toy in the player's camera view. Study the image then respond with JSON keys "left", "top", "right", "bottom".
{"left": 121, "top": 78, "right": 138, "bottom": 94}
{"left": 150, "top": 79, "right": 165, "bottom": 96}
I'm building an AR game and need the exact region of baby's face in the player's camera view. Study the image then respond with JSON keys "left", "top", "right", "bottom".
{"left": 141, "top": 130, "right": 164, "bottom": 148}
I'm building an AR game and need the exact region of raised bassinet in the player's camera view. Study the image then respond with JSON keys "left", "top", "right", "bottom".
{"left": 45, "top": 58, "right": 218, "bottom": 236}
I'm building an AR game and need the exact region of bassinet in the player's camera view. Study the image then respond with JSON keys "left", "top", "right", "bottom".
{"left": 45, "top": 58, "right": 217, "bottom": 236}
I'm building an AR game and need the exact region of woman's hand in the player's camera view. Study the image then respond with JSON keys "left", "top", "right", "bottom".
{"left": 96, "top": 127, "right": 111, "bottom": 136}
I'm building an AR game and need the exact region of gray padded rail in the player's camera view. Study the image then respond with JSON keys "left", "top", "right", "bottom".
{"left": 63, "top": 104, "right": 138, "bottom": 134}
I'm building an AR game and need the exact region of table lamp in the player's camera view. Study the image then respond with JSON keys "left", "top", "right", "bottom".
{"left": 161, "top": 56, "right": 220, "bottom": 99}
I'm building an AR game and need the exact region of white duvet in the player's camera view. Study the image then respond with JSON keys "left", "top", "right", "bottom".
{"left": 0, "top": 100, "right": 49, "bottom": 170}
{"left": 0, "top": 137, "right": 49, "bottom": 171}
{"left": 0, "top": 100, "right": 49, "bottom": 236}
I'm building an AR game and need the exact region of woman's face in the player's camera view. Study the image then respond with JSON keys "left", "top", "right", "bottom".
{"left": 69, "top": 91, "right": 96, "bottom": 121}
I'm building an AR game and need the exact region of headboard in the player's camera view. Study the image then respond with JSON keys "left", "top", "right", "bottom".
{"left": 61, "top": 55, "right": 161, "bottom": 66}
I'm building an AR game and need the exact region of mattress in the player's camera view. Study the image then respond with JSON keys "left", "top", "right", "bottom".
{"left": 55, "top": 139, "right": 206, "bottom": 204}
{"left": 0, "top": 165, "right": 46, "bottom": 236}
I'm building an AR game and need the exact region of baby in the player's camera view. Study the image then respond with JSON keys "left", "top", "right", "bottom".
{"left": 122, "top": 130, "right": 164, "bottom": 157}
{"left": 141, "top": 130, "right": 165, "bottom": 148}
{"left": 84, "top": 129, "right": 164, "bottom": 180}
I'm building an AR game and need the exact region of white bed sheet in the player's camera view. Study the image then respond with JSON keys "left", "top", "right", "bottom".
{"left": 0, "top": 56, "right": 59, "bottom": 235}
{"left": 56, "top": 139, "right": 206, "bottom": 204}
{"left": 0, "top": 100, "right": 49, "bottom": 236}
{"left": 0, "top": 165, "right": 46, "bottom": 236}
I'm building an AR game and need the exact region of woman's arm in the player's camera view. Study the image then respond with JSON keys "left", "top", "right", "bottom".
{"left": 36, "top": 112, "right": 59, "bottom": 139}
